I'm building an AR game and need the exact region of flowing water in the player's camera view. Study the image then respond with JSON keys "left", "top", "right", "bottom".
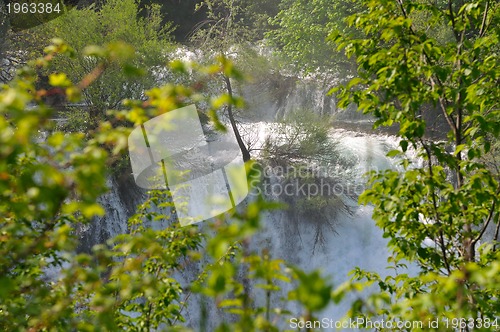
{"left": 72, "top": 76, "right": 422, "bottom": 329}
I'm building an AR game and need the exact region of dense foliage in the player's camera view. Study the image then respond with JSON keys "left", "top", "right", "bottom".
{"left": 1, "top": 0, "right": 499, "bottom": 330}
{"left": 267, "top": 0, "right": 358, "bottom": 77}
{"left": 36, "top": 0, "right": 174, "bottom": 120}
{"left": 0, "top": 40, "right": 339, "bottom": 331}
{"left": 333, "top": 0, "right": 500, "bottom": 327}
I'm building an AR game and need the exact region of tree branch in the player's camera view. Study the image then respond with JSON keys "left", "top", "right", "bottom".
{"left": 472, "top": 186, "right": 500, "bottom": 246}
{"left": 479, "top": 0, "right": 490, "bottom": 37}
{"left": 420, "top": 139, "right": 452, "bottom": 274}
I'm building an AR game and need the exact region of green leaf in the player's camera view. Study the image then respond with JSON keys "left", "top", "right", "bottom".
{"left": 387, "top": 149, "right": 401, "bottom": 158}
{"left": 400, "top": 140, "right": 409, "bottom": 152}
{"left": 49, "top": 73, "right": 72, "bottom": 87}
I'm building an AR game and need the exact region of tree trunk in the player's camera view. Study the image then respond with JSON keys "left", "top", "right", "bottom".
{"left": 224, "top": 74, "right": 251, "bottom": 162}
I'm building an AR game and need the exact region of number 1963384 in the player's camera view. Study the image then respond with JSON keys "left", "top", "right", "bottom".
{"left": 6, "top": 2, "right": 61, "bottom": 14}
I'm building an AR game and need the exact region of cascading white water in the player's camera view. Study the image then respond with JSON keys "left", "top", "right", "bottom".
{"left": 77, "top": 120, "right": 419, "bottom": 330}
{"left": 243, "top": 126, "right": 419, "bottom": 325}
{"left": 72, "top": 72, "right": 424, "bottom": 329}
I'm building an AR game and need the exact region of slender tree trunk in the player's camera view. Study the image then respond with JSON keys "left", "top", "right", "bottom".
{"left": 224, "top": 74, "right": 250, "bottom": 162}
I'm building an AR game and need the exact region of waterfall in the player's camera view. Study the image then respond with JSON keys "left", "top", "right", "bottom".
{"left": 246, "top": 127, "right": 418, "bottom": 325}
{"left": 241, "top": 73, "right": 367, "bottom": 123}
{"left": 72, "top": 77, "right": 421, "bottom": 329}
{"left": 77, "top": 130, "right": 418, "bottom": 328}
